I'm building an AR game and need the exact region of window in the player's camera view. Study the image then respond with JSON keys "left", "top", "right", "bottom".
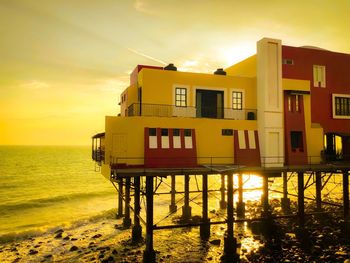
{"left": 313, "top": 65, "right": 326, "bottom": 88}
{"left": 173, "top": 129, "right": 180, "bottom": 136}
{"left": 295, "top": 95, "right": 299, "bottom": 112}
{"left": 288, "top": 96, "right": 292, "bottom": 111}
{"left": 334, "top": 95, "right": 350, "bottom": 117}
{"left": 175, "top": 88, "right": 187, "bottom": 107}
{"left": 232, "top": 91, "right": 243, "bottom": 110}
{"left": 161, "top": 129, "right": 168, "bottom": 136}
{"left": 282, "top": 58, "right": 294, "bottom": 65}
{"left": 222, "top": 129, "right": 233, "bottom": 136}
{"left": 184, "top": 129, "right": 192, "bottom": 137}
{"left": 291, "top": 131, "right": 303, "bottom": 152}
{"left": 149, "top": 128, "right": 157, "bottom": 136}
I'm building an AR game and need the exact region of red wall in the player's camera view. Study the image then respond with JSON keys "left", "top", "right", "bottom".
{"left": 283, "top": 92, "right": 308, "bottom": 165}
{"left": 233, "top": 130, "right": 261, "bottom": 166}
{"left": 282, "top": 46, "right": 350, "bottom": 134}
{"left": 144, "top": 128, "right": 197, "bottom": 168}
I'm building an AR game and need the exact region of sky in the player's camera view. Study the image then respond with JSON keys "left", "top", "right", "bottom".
{"left": 1, "top": 0, "right": 350, "bottom": 145}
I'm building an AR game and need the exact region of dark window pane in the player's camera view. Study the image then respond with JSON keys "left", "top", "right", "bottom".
{"left": 149, "top": 128, "right": 157, "bottom": 136}
{"left": 184, "top": 129, "right": 192, "bottom": 137}
{"left": 222, "top": 129, "right": 233, "bottom": 136}
{"left": 173, "top": 129, "right": 180, "bottom": 136}
{"left": 161, "top": 129, "right": 168, "bottom": 136}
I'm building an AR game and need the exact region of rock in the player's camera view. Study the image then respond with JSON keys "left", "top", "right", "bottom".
{"left": 71, "top": 238, "right": 78, "bottom": 241}
{"left": 28, "top": 249, "right": 38, "bottom": 255}
{"left": 102, "top": 256, "right": 115, "bottom": 263}
{"left": 54, "top": 229, "right": 64, "bottom": 234}
{"left": 92, "top": 234, "right": 102, "bottom": 239}
{"left": 69, "top": 246, "right": 78, "bottom": 252}
{"left": 210, "top": 239, "right": 221, "bottom": 245}
{"left": 54, "top": 232, "right": 63, "bottom": 239}
{"left": 112, "top": 249, "right": 118, "bottom": 255}
{"left": 63, "top": 236, "right": 70, "bottom": 241}
{"left": 44, "top": 254, "right": 52, "bottom": 258}
{"left": 99, "top": 253, "right": 105, "bottom": 259}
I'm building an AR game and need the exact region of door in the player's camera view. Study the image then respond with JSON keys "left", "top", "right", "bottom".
{"left": 196, "top": 89, "right": 224, "bottom": 118}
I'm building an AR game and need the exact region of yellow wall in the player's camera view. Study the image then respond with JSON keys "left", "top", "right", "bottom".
{"left": 101, "top": 115, "right": 257, "bottom": 177}
{"left": 225, "top": 55, "right": 257, "bottom": 78}
{"left": 138, "top": 68, "right": 257, "bottom": 109}
{"left": 282, "top": 78, "right": 310, "bottom": 92}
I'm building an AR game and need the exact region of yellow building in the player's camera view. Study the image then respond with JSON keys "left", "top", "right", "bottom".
{"left": 93, "top": 38, "right": 350, "bottom": 179}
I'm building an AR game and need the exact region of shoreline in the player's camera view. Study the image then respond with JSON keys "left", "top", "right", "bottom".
{"left": 0, "top": 201, "right": 349, "bottom": 262}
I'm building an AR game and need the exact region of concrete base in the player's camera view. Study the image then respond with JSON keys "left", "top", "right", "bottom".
{"left": 236, "top": 202, "right": 245, "bottom": 218}
{"left": 200, "top": 219, "right": 210, "bottom": 240}
{"left": 220, "top": 200, "right": 227, "bottom": 210}
{"left": 182, "top": 206, "right": 192, "bottom": 221}
{"left": 281, "top": 197, "right": 291, "bottom": 213}
{"left": 123, "top": 217, "right": 132, "bottom": 228}
{"left": 169, "top": 204, "right": 177, "bottom": 214}
{"left": 143, "top": 249, "right": 156, "bottom": 263}
{"left": 132, "top": 225, "right": 142, "bottom": 243}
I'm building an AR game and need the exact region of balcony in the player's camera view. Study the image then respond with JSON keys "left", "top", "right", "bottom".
{"left": 127, "top": 103, "right": 257, "bottom": 120}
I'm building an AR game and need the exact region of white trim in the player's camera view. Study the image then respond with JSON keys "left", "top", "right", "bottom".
{"left": 173, "top": 135, "right": 181, "bottom": 148}
{"left": 149, "top": 136, "right": 157, "bottom": 149}
{"left": 230, "top": 88, "right": 245, "bottom": 109}
{"left": 193, "top": 86, "right": 228, "bottom": 108}
{"left": 161, "top": 136, "right": 169, "bottom": 149}
{"left": 238, "top": 130, "right": 246, "bottom": 149}
{"left": 332, "top": 93, "right": 350, "bottom": 119}
{"left": 248, "top": 130, "right": 256, "bottom": 149}
{"left": 172, "top": 84, "right": 190, "bottom": 106}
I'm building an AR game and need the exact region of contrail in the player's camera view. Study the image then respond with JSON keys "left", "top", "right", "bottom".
{"left": 127, "top": 48, "right": 167, "bottom": 65}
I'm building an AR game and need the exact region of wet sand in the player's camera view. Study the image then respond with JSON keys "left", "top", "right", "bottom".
{"left": 0, "top": 201, "right": 349, "bottom": 262}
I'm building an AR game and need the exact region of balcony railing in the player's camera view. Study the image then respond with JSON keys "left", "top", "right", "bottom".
{"left": 127, "top": 103, "right": 257, "bottom": 120}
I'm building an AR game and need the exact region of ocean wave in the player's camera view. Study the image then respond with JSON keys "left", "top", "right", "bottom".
{"left": 0, "top": 190, "right": 115, "bottom": 214}
{"left": 0, "top": 208, "right": 118, "bottom": 244}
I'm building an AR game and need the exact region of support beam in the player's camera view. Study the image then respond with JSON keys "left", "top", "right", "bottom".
{"left": 297, "top": 172, "right": 305, "bottom": 227}
{"left": 117, "top": 178, "right": 124, "bottom": 218}
{"left": 169, "top": 175, "right": 177, "bottom": 213}
{"left": 182, "top": 174, "right": 192, "bottom": 221}
{"left": 132, "top": 176, "right": 142, "bottom": 242}
{"left": 220, "top": 174, "right": 227, "bottom": 209}
{"left": 123, "top": 177, "right": 132, "bottom": 228}
{"left": 261, "top": 175, "right": 269, "bottom": 216}
{"left": 143, "top": 176, "right": 156, "bottom": 262}
{"left": 223, "top": 173, "right": 239, "bottom": 261}
{"left": 343, "top": 170, "right": 349, "bottom": 219}
{"left": 200, "top": 174, "right": 210, "bottom": 239}
{"left": 236, "top": 173, "right": 245, "bottom": 217}
{"left": 281, "top": 172, "right": 291, "bottom": 213}
{"left": 315, "top": 172, "right": 322, "bottom": 212}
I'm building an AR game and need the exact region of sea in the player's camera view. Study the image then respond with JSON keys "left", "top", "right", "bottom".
{"left": 0, "top": 145, "right": 344, "bottom": 245}
{"left": 0, "top": 146, "right": 116, "bottom": 242}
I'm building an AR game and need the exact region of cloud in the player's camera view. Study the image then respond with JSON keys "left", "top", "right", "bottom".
{"left": 127, "top": 47, "right": 167, "bottom": 65}
{"left": 99, "top": 78, "right": 129, "bottom": 93}
{"left": 133, "top": 0, "right": 155, "bottom": 15}
{"left": 21, "top": 80, "right": 50, "bottom": 90}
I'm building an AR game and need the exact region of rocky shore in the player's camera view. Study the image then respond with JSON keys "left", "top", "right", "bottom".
{"left": 0, "top": 201, "right": 349, "bottom": 262}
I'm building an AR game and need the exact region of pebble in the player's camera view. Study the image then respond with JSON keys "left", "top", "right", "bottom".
{"left": 63, "top": 236, "right": 70, "bottom": 241}
{"left": 54, "top": 232, "right": 63, "bottom": 239}
{"left": 28, "top": 249, "right": 38, "bottom": 255}
{"left": 92, "top": 234, "right": 102, "bottom": 239}
{"left": 209, "top": 239, "right": 221, "bottom": 246}
{"left": 69, "top": 246, "right": 78, "bottom": 252}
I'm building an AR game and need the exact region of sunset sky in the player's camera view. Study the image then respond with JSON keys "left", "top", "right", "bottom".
{"left": 1, "top": 0, "right": 350, "bottom": 145}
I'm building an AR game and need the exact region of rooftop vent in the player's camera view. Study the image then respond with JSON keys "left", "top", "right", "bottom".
{"left": 214, "top": 68, "right": 226, "bottom": 75}
{"left": 164, "top": 63, "right": 177, "bottom": 71}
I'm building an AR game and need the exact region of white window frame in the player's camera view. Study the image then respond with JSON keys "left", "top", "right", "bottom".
{"left": 332, "top": 93, "right": 350, "bottom": 119}
{"left": 173, "top": 85, "right": 190, "bottom": 107}
{"left": 313, "top": 65, "right": 326, "bottom": 88}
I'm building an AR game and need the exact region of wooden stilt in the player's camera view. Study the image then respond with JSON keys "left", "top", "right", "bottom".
{"left": 169, "top": 175, "right": 177, "bottom": 213}
{"left": 236, "top": 173, "right": 245, "bottom": 218}
{"left": 343, "top": 170, "right": 349, "bottom": 219}
{"left": 123, "top": 177, "right": 132, "bottom": 228}
{"left": 262, "top": 175, "right": 269, "bottom": 216}
{"left": 315, "top": 172, "right": 322, "bottom": 212}
{"left": 143, "top": 176, "right": 156, "bottom": 262}
{"left": 220, "top": 174, "right": 227, "bottom": 209}
{"left": 182, "top": 174, "right": 192, "bottom": 221}
{"left": 132, "top": 176, "right": 142, "bottom": 242}
{"left": 281, "top": 172, "right": 291, "bottom": 213}
{"left": 200, "top": 173, "right": 210, "bottom": 239}
{"left": 117, "top": 178, "right": 123, "bottom": 218}
{"left": 223, "top": 173, "right": 239, "bottom": 261}
{"left": 297, "top": 172, "right": 305, "bottom": 227}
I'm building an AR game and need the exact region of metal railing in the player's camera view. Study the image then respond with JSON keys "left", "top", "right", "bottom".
{"left": 127, "top": 103, "right": 257, "bottom": 120}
